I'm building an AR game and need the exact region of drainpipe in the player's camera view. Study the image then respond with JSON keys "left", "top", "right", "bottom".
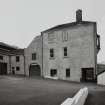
{"left": 9, "top": 55, "right": 11, "bottom": 75}
{"left": 23, "top": 49, "right": 26, "bottom": 77}
{"left": 41, "top": 32, "right": 43, "bottom": 77}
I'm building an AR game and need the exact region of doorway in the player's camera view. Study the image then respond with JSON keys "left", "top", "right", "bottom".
{"left": 81, "top": 68, "right": 94, "bottom": 82}
{"left": 29, "top": 63, "right": 41, "bottom": 77}
{"left": 0, "top": 62, "right": 7, "bottom": 75}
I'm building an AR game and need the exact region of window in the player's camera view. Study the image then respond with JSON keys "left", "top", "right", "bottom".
{"left": 32, "top": 53, "right": 36, "bottom": 60}
{"left": 16, "top": 66, "right": 20, "bottom": 71}
{"left": 64, "top": 47, "right": 67, "bottom": 57}
{"left": 12, "top": 67, "right": 15, "bottom": 70}
{"left": 0, "top": 55, "right": 3, "bottom": 60}
{"left": 16, "top": 56, "right": 20, "bottom": 62}
{"left": 50, "top": 69, "right": 57, "bottom": 77}
{"left": 48, "top": 32, "right": 55, "bottom": 43}
{"left": 66, "top": 68, "right": 70, "bottom": 77}
{"left": 62, "top": 31, "right": 68, "bottom": 41}
{"left": 50, "top": 48, "right": 54, "bottom": 58}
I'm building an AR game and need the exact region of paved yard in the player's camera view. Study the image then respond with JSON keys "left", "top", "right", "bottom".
{"left": 0, "top": 76, "right": 105, "bottom": 105}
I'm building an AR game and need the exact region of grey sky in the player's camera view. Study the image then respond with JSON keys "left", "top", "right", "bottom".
{"left": 0, "top": 0, "right": 104, "bottom": 62}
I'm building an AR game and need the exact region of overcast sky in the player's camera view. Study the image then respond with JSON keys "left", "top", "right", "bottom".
{"left": 0, "top": 0, "right": 105, "bottom": 62}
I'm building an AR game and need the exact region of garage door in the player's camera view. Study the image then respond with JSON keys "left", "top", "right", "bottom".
{"left": 29, "top": 64, "right": 41, "bottom": 77}
{"left": 81, "top": 68, "right": 94, "bottom": 82}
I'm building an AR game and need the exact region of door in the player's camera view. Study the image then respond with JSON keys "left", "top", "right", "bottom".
{"left": 81, "top": 68, "right": 94, "bottom": 82}
{"left": 29, "top": 64, "right": 41, "bottom": 77}
{"left": 0, "top": 63, "right": 7, "bottom": 75}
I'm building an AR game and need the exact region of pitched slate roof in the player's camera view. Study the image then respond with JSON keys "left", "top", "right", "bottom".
{"left": 0, "top": 42, "right": 18, "bottom": 50}
{"left": 0, "top": 42, "right": 24, "bottom": 55}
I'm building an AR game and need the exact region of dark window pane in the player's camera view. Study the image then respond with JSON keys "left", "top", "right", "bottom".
{"left": 66, "top": 68, "right": 70, "bottom": 77}
{"left": 16, "top": 56, "right": 20, "bottom": 62}
{"left": 64, "top": 47, "right": 67, "bottom": 56}
{"left": 0, "top": 56, "right": 3, "bottom": 60}
{"left": 50, "top": 49, "right": 54, "bottom": 58}
{"left": 50, "top": 69, "right": 57, "bottom": 77}
{"left": 16, "top": 66, "right": 20, "bottom": 71}
{"left": 32, "top": 53, "right": 36, "bottom": 60}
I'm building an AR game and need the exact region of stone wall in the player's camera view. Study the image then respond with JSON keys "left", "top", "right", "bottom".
{"left": 25, "top": 35, "right": 42, "bottom": 76}
{"left": 10, "top": 55, "right": 25, "bottom": 75}
{"left": 42, "top": 23, "right": 97, "bottom": 82}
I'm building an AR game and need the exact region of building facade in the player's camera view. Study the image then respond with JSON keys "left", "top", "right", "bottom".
{"left": 0, "top": 10, "right": 101, "bottom": 82}
{"left": 0, "top": 42, "right": 25, "bottom": 75}
{"left": 25, "top": 36, "right": 42, "bottom": 77}
{"left": 24, "top": 10, "right": 100, "bottom": 82}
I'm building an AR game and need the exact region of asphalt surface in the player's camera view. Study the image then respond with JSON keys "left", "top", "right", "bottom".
{"left": 0, "top": 76, "right": 105, "bottom": 105}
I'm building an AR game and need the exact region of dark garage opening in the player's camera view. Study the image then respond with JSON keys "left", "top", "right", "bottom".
{"left": 29, "top": 63, "right": 41, "bottom": 77}
{"left": 0, "top": 62, "right": 7, "bottom": 75}
{"left": 81, "top": 68, "right": 94, "bottom": 82}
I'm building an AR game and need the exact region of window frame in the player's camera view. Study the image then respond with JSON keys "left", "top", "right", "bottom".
{"left": 62, "top": 30, "right": 68, "bottom": 41}
{"left": 16, "top": 56, "right": 20, "bottom": 62}
{"left": 66, "top": 68, "right": 70, "bottom": 77}
{"left": 32, "top": 53, "right": 36, "bottom": 60}
{"left": 50, "top": 69, "right": 57, "bottom": 77}
{"left": 48, "top": 32, "right": 55, "bottom": 43}
{"left": 64, "top": 47, "right": 68, "bottom": 57}
{"left": 16, "top": 66, "right": 20, "bottom": 71}
{"left": 50, "top": 48, "right": 54, "bottom": 58}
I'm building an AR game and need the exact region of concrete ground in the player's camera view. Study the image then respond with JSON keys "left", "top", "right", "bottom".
{"left": 0, "top": 76, "right": 105, "bottom": 105}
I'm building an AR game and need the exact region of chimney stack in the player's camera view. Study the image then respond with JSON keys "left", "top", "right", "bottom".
{"left": 76, "top": 9, "right": 82, "bottom": 22}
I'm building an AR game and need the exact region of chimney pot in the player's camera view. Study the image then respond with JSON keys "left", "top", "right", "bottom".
{"left": 76, "top": 9, "right": 82, "bottom": 22}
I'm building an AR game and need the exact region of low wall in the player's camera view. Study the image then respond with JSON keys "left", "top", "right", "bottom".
{"left": 44, "top": 76, "right": 58, "bottom": 80}
{"left": 98, "top": 72, "right": 105, "bottom": 85}
{"left": 61, "top": 87, "right": 88, "bottom": 105}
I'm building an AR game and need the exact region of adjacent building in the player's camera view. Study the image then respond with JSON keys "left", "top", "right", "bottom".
{"left": 25, "top": 36, "right": 42, "bottom": 77}
{"left": 0, "top": 42, "right": 25, "bottom": 75}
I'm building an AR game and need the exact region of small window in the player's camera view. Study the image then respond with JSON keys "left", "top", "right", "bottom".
{"left": 50, "top": 48, "right": 54, "bottom": 58}
{"left": 64, "top": 47, "right": 67, "bottom": 57}
{"left": 16, "top": 66, "right": 20, "bottom": 71}
{"left": 32, "top": 53, "right": 36, "bottom": 60}
{"left": 66, "top": 68, "right": 70, "bottom": 77}
{"left": 0, "top": 55, "right": 3, "bottom": 60}
{"left": 16, "top": 56, "right": 20, "bottom": 62}
{"left": 12, "top": 67, "right": 15, "bottom": 70}
{"left": 50, "top": 69, "right": 57, "bottom": 77}
{"left": 62, "top": 31, "right": 68, "bottom": 41}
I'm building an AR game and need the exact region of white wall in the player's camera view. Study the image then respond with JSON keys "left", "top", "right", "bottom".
{"left": 11, "top": 55, "right": 25, "bottom": 75}
{"left": 42, "top": 23, "right": 96, "bottom": 82}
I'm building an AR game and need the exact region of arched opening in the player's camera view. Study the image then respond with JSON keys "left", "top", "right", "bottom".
{"left": 29, "top": 63, "right": 41, "bottom": 77}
